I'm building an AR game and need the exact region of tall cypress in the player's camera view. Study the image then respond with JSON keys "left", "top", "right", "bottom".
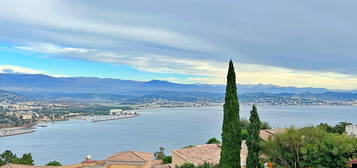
{"left": 219, "top": 60, "right": 241, "bottom": 168}
{"left": 246, "top": 105, "right": 261, "bottom": 168}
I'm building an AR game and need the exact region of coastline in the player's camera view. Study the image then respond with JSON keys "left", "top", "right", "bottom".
{"left": 0, "top": 113, "right": 141, "bottom": 138}
{"left": 0, "top": 127, "right": 36, "bottom": 138}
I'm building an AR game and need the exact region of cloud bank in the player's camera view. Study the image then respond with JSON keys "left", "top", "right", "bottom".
{"left": 0, "top": 0, "right": 357, "bottom": 89}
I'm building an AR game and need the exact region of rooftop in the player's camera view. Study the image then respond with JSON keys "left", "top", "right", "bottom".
{"left": 105, "top": 151, "right": 153, "bottom": 162}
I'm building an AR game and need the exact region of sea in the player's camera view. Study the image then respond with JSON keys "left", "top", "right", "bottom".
{"left": 0, "top": 105, "right": 356, "bottom": 165}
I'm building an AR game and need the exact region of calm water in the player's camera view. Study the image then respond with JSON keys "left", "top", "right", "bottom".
{"left": 0, "top": 105, "right": 356, "bottom": 165}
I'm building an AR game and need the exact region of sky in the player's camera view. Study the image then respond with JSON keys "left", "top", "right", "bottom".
{"left": 0, "top": 0, "right": 357, "bottom": 90}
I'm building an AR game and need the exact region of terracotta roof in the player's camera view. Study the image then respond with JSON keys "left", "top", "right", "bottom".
{"left": 173, "top": 144, "right": 221, "bottom": 166}
{"left": 0, "top": 164, "right": 82, "bottom": 168}
{"left": 348, "top": 159, "right": 357, "bottom": 164}
{"left": 173, "top": 143, "right": 248, "bottom": 166}
{"left": 81, "top": 159, "right": 96, "bottom": 163}
{"left": 0, "top": 164, "right": 48, "bottom": 168}
{"left": 151, "top": 164, "right": 173, "bottom": 168}
{"left": 260, "top": 129, "right": 286, "bottom": 140}
{"left": 105, "top": 151, "right": 153, "bottom": 162}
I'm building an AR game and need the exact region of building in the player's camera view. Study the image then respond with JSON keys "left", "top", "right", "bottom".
{"left": 21, "top": 114, "right": 33, "bottom": 120}
{"left": 0, "top": 129, "right": 285, "bottom": 168}
{"left": 346, "top": 125, "right": 357, "bottom": 138}
{"left": 0, "top": 151, "right": 155, "bottom": 168}
{"left": 259, "top": 129, "right": 286, "bottom": 140}
{"left": 104, "top": 151, "right": 154, "bottom": 168}
{"left": 169, "top": 129, "right": 285, "bottom": 168}
{"left": 172, "top": 143, "right": 247, "bottom": 168}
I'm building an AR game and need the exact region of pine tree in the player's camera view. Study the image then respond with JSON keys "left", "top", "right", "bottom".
{"left": 219, "top": 60, "right": 241, "bottom": 168}
{"left": 246, "top": 105, "right": 261, "bottom": 168}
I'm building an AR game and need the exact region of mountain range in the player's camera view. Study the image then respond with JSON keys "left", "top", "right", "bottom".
{"left": 0, "top": 73, "right": 356, "bottom": 103}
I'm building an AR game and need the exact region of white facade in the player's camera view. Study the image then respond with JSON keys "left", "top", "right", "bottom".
{"left": 346, "top": 125, "right": 357, "bottom": 137}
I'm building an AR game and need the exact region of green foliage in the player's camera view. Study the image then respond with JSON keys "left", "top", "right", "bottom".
{"left": 262, "top": 127, "right": 357, "bottom": 168}
{"left": 0, "top": 150, "right": 34, "bottom": 166}
{"left": 162, "top": 156, "right": 172, "bottom": 164}
{"left": 46, "top": 161, "right": 62, "bottom": 166}
{"left": 154, "top": 147, "right": 166, "bottom": 160}
{"left": 176, "top": 163, "right": 195, "bottom": 168}
{"left": 206, "top": 137, "right": 221, "bottom": 144}
{"left": 196, "top": 162, "right": 212, "bottom": 168}
{"left": 240, "top": 118, "right": 250, "bottom": 130}
{"left": 0, "top": 150, "right": 17, "bottom": 166}
{"left": 176, "top": 163, "right": 218, "bottom": 168}
{"left": 183, "top": 145, "right": 195, "bottom": 149}
{"left": 317, "top": 122, "right": 352, "bottom": 134}
{"left": 219, "top": 60, "right": 242, "bottom": 168}
{"left": 246, "top": 105, "right": 261, "bottom": 168}
{"left": 241, "top": 129, "right": 248, "bottom": 140}
{"left": 14, "top": 153, "right": 34, "bottom": 165}
{"left": 241, "top": 118, "right": 271, "bottom": 130}
{"left": 260, "top": 121, "right": 271, "bottom": 130}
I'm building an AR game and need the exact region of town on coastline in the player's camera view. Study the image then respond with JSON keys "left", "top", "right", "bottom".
{"left": 0, "top": 61, "right": 357, "bottom": 168}
{"left": 0, "top": 98, "right": 220, "bottom": 137}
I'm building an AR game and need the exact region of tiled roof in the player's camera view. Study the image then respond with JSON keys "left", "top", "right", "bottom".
{"left": 105, "top": 151, "right": 153, "bottom": 162}
{"left": 173, "top": 144, "right": 221, "bottom": 166}
{"left": 0, "top": 164, "right": 48, "bottom": 168}
{"left": 260, "top": 129, "right": 286, "bottom": 140}
{"left": 173, "top": 142, "right": 248, "bottom": 166}
{"left": 348, "top": 159, "right": 357, "bottom": 164}
{"left": 0, "top": 164, "right": 82, "bottom": 168}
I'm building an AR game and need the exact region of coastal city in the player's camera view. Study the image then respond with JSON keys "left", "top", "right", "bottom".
{"left": 1, "top": 0, "right": 357, "bottom": 167}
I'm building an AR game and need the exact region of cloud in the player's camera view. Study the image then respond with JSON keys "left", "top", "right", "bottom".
{"left": 14, "top": 43, "right": 357, "bottom": 90}
{"left": 0, "top": 0, "right": 357, "bottom": 89}
{"left": 0, "top": 65, "right": 66, "bottom": 77}
{"left": 0, "top": 65, "right": 44, "bottom": 74}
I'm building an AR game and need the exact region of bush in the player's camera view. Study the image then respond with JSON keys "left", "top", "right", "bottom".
{"left": 162, "top": 156, "right": 172, "bottom": 164}
{"left": 317, "top": 122, "right": 352, "bottom": 134}
{"left": 241, "top": 118, "right": 271, "bottom": 130}
{"left": 262, "top": 127, "right": 357, "bottom": 168}
{"left": 241, "top": 129, "right": 248, "bottom": 140}
{"left": 46, "top": 161, "right": 62, "bottom": 166}
{"left": 176, "top": 163, "right": 195, "bottom": 168}
{"left": 206, "top": 137, "right": 221, "bottom": 144}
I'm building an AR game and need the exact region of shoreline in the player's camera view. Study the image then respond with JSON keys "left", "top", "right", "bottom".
{"left": 0, "top": 113, "right": 141, "bottom": 138}
{"left": 0, "top": 128, "right": 36, "bottom": 138}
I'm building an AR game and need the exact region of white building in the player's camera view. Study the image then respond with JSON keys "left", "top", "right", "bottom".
{"left": 346, "top": 125, "right": 357, "bottom": 137}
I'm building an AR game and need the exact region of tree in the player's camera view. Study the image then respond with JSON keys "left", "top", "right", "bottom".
{"left": 246, "top": 105, "right": 261, "bottom": 168}
{"left": 14, "top": 153, "right": 34, "bottom": 165}
{"left": 317, "top": 122, "right": 352, "bottom": 134}
{"left": 0, "top": 151, "right": 34, "bottom": 166}
{"left": 333, "top": 122, "right": 352, "bottom": 134}
{"left": 206, "top": 137, "right": 221, "bottom": 144}
{"left": 154, "top": 147, "right": 166, "bottom": 160}
{"left": 0, "top": 150, "right": 17, "bottom": 166}
{"left": 262, "top": 127, "right": 357, "bottom": 168}
{"left": 219, "top": 60, "right": 242, "bottom": 168}
{"left": 46, "top": 161, "right": 62, "bottom": 166}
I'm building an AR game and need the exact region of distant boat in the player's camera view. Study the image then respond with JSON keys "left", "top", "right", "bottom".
{"left": 37, "top": 125, "right": 48, "bottom": 127}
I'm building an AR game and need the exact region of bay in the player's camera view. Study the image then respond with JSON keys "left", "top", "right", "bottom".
{"left": 0, "top": 105, "right": 356, "bottom": 165}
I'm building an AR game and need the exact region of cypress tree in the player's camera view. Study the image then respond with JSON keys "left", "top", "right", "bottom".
{"left": 219, "top": 60, "right": 241, "bottom": 168}
{"left": 246, "top": 105, "right": 261, "bottom": 168}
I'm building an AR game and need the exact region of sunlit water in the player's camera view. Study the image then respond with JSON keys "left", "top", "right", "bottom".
{"left": 0, "top": 105, "right": 356, "bottom": 165}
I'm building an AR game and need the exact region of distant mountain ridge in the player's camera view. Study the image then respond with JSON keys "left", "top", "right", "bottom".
{"left": 0, "top": 73, "right": 356, "bottom": 103}
{"left": 0, "top": 73, "right": 354, "bottom": 94}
